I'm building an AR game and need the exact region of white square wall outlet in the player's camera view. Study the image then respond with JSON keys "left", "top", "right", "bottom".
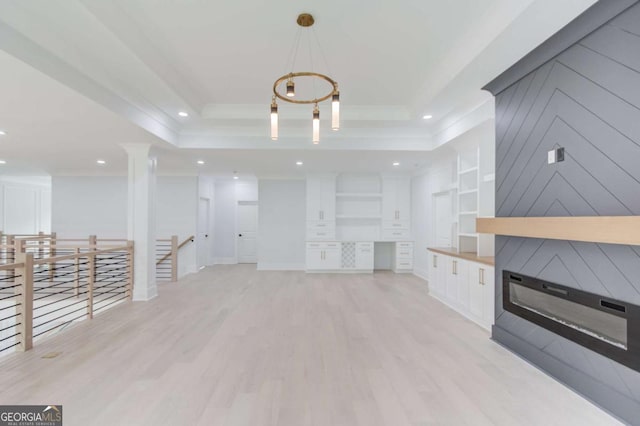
{"left": 548, "top": 149, "right": 556, "bottom": 164}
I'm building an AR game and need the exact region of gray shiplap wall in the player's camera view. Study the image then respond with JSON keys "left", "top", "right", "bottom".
{"left": 490, "top": 2, "right": 640, "bottom": 423}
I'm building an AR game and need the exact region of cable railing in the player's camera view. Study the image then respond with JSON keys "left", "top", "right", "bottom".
{"left": 0, "top": 264, "right": 23, "bottom": 353}
{"left": 0, "top": 237, "right": 133, "bottom": 356}
{"left": 156, "top": 235, "right": 194, "bottom": 282}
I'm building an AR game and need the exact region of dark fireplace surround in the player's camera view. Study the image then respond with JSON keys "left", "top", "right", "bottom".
{"left": 503, "top": 271, "right": 640, "bottom": 373}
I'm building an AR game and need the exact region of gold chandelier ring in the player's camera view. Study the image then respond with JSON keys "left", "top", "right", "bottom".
{"left": 273, "top": 72, "right": 338, "bottom": 105}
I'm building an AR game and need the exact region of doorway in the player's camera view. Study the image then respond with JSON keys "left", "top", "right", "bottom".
{"left": 197, "top": 197, "right": 211, "bottom": 269}
{"left": 237, "top": 201, "right": 258, "bottom": 263}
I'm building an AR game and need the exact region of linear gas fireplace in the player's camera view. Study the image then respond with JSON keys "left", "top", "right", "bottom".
{"left": 503, "top": 271, "right": 640, "bottom": 372}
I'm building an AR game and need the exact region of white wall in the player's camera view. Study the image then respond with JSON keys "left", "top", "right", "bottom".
{"left": 52, "top": 176, "right": 127, "bottom": 238}
{"left": 157, "top": 176, "right": 198, "bottom": 276}
{"left": 52, "top": 175, "right": 199, "bottom": 278}
{"left": 257, "top": 179, "right": 306, "bottom": 270}
{"left": 0, "top": 176, "right": 51, "bottom": 234}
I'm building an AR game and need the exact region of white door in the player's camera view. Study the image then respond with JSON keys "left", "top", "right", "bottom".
{"left": 197, "top": 197, "right": 210, "bottom": 269}
{"left": 237, "top": 202, "right": 258, "bottom": 263}
{"left": 434, "top": 192, "right": 452, "bottom": 247}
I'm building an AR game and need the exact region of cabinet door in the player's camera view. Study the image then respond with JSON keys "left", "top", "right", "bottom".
{"left": 483, "top": 266, "right": 495, "bottom": 329}
{"left": 320, "top": 178, "right": 336, "bottom": 221}
{"left": 382, "top": 177, "right": 397, "bottom": 221}
{"left": 356, "top": 243, "right": 374, "bottom": 270}
{"left": 396, "top": 177, "right": 411, "bottom": 222}
{"left": 437, "top": 256, "right": 447, "bottom": 295}
{"left": 324, "top": 248, "right": 341, "bottom": 270}
{"left": 468, "top": 263, "right": 484, "bottom": 322}
{"left": 428, "top": 253, "right": 438, "bottom": 295}
{"left": 306, "top": 178, "right": 323, "bottom": 221}
{"left": 445, "top": 257, "right": 458, "bottom": 302}
{"left": 306, "top": 248, "right": 323, "bottom": 270}
{"left": 456, "top": 260, "right": 470, "bottom": 310}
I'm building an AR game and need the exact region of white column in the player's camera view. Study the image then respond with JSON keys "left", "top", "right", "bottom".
{"left": 122, "top": 143, "right": 157, "bottom": 301}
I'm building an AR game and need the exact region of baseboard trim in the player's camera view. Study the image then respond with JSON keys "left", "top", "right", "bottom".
{"left": 257, "top": 262, "right": 305, "bottom": 271}
{"left": 492, "top": 325, "right": 638, "bottom": 425}
{"left": 214, "top": 257, "right": 237, "bottom": 265}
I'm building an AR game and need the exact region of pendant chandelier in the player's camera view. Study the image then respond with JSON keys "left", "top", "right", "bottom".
{"left": 270, "top": 13, "right": 340, "bottom": 144}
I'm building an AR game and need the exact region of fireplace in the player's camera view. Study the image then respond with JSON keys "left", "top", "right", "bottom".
{"left": 503, "top": 271, "right": 640, "bottom": 372}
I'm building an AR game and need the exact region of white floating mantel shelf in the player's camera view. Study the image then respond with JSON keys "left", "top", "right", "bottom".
{"left": 476, "top": 216, "right": 640, "bottom": 246}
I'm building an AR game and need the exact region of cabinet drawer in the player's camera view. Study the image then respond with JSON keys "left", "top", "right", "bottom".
{"left": 307, "top": 228, "right": 335, "bottom": 240}
{"left": 396, "top": 242, "right": 413, "bottom": 249}
{"left": 306, "top": 242, "right": 339, "bottom": 249}
{"left": 395, "top": 247, "right": 413, "bottom": 259}
{"left": 382, "top": 229, "right": 411, "bottom": 240}
{"left": 382, "top": 220, "right": 410, "bottom": 230}
{"left": 356, "top": 242, "right": 374, "bottom": 249}
{"left": 307, "top": 220, "right": 335, "bottom": 230}
{"left": 395, "top": 259, "right": 413, "bottom": 270}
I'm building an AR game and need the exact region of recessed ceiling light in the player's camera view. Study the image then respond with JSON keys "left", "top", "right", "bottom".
{"left": 0, "top": 160, "right": 6, "bottom": 164}
{"left": 0, "top": 130, "right": 6, "bottom": 136}
{"left": 197, "top": 160, "right": 205, "bottom": 165}
{"left": 296, "top": 161, "right": 303, "bottom": 166}
{"left": 233, "top": 175, "right": 239, "bottom": 180}
{"left": 393, "top": 162, "right": 400, "bottom": 166}
{"left": 178, "top": 111, "right": 189, "bottom": 117}
{"left": 422, "top": 114, "right": 433, "bottom": 120}
{"left": 96, "top": 160, "right": 106, "bottom": 165}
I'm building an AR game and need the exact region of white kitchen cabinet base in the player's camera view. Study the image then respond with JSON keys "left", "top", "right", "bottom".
{"left": 428, "top": 249, "right": 494, "bottom": 331}
{"left": 306, "top": 241, "right": 412, "bottom": 274}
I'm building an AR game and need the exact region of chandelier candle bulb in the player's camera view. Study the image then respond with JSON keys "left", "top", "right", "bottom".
{"left": 332, "top": 91, "right": 340, "bottom": 130}
{"left": 313, "top": 105, "right": 320, "bottom": 144}
{"left": 270, "top": 98, "right": 278, "bottom": 140}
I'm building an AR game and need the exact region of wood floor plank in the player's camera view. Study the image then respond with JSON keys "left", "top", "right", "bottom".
{"left": 0, "top": 265, "right": 622, "bottom": 425}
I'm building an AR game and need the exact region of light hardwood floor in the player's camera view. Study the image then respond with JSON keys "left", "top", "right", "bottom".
{"left": 0, "top": 265, "right": 621, "bottom": 425}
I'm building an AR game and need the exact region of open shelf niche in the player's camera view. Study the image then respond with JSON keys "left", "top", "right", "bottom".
{"left": 335, "top": 174, "right": 383, "bottom": 241}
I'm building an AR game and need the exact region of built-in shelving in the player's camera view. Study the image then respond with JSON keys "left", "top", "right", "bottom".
{"left": 336, "top": 215, "right": 382, "bottom": 220}
{"left": 457, "top": 147, "right": 480, "bottom": 253}
{"left": 459, "top": 167, "right": 479, "bottom": 175}
{"left": 336, "top": 192, "right": 383, "bottom": 198}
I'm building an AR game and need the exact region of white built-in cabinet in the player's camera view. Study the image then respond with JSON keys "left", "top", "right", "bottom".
{"left": 306, "top": 242, "right": 341, "bottom": 270}
{"left": 306, "top": 173, "right": 412, "bottom": 273}
{"left": 428, "top": 249, "right": 494, "bottom": 331}
{"left": 306, "top": 175, "right": 336, "bottom": 240}
{"left": 394, "top": 242, "right": 413, "bottom": 272}
{"left": 382, "top": 176, "right": 411, "bottom": 240}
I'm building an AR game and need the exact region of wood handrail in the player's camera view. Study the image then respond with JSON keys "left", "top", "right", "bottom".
{"left": 0, "top": 262, "right": 23, "bottom": 271}
{"left": 32, "top": 245, "right": 131, "bottom": 265}
{"left": 156, "top": 235, "right": 194, "bottom": 265}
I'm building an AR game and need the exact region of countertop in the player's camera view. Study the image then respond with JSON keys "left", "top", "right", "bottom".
{"left": 427, "top": 247, "right": 495, "bottom": 266}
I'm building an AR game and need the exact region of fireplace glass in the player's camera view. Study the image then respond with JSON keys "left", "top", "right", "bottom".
{"left": 509, "top": 280, "right": 627, "bottom": 349}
